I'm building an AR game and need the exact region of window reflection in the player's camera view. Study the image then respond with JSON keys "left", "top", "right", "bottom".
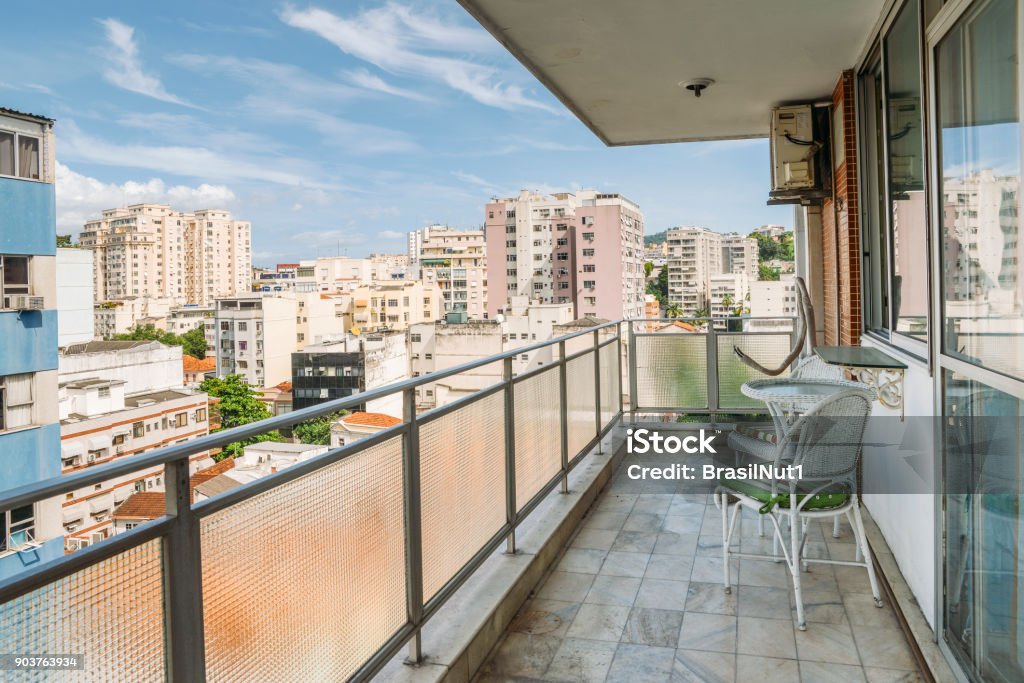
{"left": 939, "top": 0, "right": 1023, "bottom": 379}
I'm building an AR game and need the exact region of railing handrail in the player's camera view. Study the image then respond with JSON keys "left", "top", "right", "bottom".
{"left": 0, "top": 319, "right": 622, "bottom": 512}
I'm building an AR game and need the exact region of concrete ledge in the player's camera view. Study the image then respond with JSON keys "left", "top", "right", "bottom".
{"left": 378, "top": 425, "right": 626, "bottom": 682}
{"left": 861, "top": 509, "right": 958, "bottom": 683}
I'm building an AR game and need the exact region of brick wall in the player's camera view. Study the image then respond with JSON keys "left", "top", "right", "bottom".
{"left": 822, "top": 71, "right": 862, "bottom": 346}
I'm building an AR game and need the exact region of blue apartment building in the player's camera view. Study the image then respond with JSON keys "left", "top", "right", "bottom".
{"left": 0, "top": 107, "right": 62, "bottom": 577}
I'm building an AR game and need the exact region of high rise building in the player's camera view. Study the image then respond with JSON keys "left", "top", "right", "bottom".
{"left": 484, "top": 190, "right": 645, "bottom": 321}
{"left": 214, "top": 296, "right": 298, "bottom": 388}
{"left": 414, "top": 225, "right": 489, "bottom": 319}
{"left": 0, "top": 107, "right": 63, "bottom": 576}
{"left": 80, "top": 204, "right": 252, "bottom": 308}
{"left": 666, "top": 226, "right": 759, "bottom": 316}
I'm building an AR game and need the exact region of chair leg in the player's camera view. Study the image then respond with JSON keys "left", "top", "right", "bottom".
{"left": 850, "top": 500, "right": 883, "bottom": 607}
{"left": 845, "top": 509, "right": 863, "bottom": 562}
{"left": 791, "top": 507, "right": 806, "bottom": 630}
{"left": 720, "top": 493, "right": 732, "bottom": 593}
{"left": 832, "top": 515, "right": 842, "bottom": 539}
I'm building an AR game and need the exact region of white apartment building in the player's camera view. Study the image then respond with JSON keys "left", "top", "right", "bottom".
{"left": 414, "top": 225, "right": 489, "bottom": 319}
{"left": 59, "top": 381, "right": 211, "bottom": 551}
{"left": 80, "top": 204, "right": 252, "bottom": 309}
{"left": 93, "top": 297, "right": 173, "bottom": 339}
{"left": 56, "top": 247, "right": 95, "bottom": 347}
{"left": 747, "top": 274, "right": 798, "bottom": 332}
{"left": 485, "top": 189, "right": 645, "bottom": 321}
{"left": 215, "top": 296, "right": 298, "bottom": 388}
{"left": 750, "top": 224, "right": 788, "bottom": 239}
{"left": 350, "top": 280, "right": 442, "bottom": 333}
{"left": 708, "top": 273, "right": 750, "bottom": 330}
{"left": 165, "top": 305, "right": 216, "bottom": 356}
{"left": 56, "top": 340, "right": 211, "bottom": 551}
{"left": 409, "top": 297, "right": 574, "bottom": 409}
{"left": 666, "top": 226, "right": 759, "bottom": 316}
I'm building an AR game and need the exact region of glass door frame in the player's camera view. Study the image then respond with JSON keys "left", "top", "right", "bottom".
{"left": 925, "top": 0, "right": 1024, "bottom": 680}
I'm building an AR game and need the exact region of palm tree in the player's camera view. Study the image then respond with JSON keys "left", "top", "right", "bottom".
{"left": 693, "top": 307, "right": 709, "bottom": 320}
{"left": 665, "top": 302, "right": 683, "bottom": 318}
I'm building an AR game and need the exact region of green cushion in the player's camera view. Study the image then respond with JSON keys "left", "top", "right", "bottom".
{"left": 720, "top": 478, "right": 848, "bottom": 514}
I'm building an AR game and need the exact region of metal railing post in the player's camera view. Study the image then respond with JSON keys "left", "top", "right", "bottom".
{"left": 558, "top": 340, "right": 569, "bottom": 494}
{"left": 617, "top": 322, "right": 624, "bottom": 415}
{"left": 402, "top": 388, "right": 424, "bottom": 664}
{"left": 628, "top": 321, "right": 638, "bottom": 422}
{"left": 503, "top": 357, "right": 517, "bottom": 554}
{"left": 163, "top": 459, "right": 207, "bottom": 683}
{"left": 593, "top": 329, "right": 602, "bottom": 454}
{"left": 706, "top": 328, "right": 720, "bottom": 417}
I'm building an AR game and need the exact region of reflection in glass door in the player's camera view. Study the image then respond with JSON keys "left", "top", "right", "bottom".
{"left": 936, "top": 0, "right": 1024, "bottom": 680}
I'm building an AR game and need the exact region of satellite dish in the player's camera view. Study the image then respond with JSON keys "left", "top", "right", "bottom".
{"left": 495, "top": 313, "right": 505, "bottom": 323}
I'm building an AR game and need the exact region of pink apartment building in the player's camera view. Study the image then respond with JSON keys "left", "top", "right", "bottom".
{"left": 484, "top": 189, "right": 645, "bottom": 320}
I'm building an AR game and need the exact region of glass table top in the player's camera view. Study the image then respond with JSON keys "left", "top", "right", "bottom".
{"left": 814, "top": 346, "right": 908, "bottom": 369}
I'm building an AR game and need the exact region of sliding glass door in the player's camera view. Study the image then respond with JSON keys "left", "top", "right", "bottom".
{"left": 934, "top": 0, "right": 1024, "bottom": 680}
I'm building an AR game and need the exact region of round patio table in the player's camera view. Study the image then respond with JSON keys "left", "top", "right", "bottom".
{"left": 741, "top": 377, "right": 872, "bottom": 440}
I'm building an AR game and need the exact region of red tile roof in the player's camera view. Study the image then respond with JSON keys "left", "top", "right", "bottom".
{"left": 342, "top": 412, "right": 402, "bottom": 428}
{"left": 183, "top": 355, "right": 217, "bottom": 373}
{"left": 112, "top": 492, "right": 166, "bottom": 520}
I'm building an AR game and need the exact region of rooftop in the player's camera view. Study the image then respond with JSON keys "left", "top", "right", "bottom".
{"left": 61, "top": 340, "right": 164, "bottom": 355}
{"left": 182, "top": 355, "right": 217, "bottom": 374}
{"left": 338, "top": 412, "right": 403, "bottom": 429}
{"left": 111, "top": 492, "right": 165, "bottom": 520}
{"left": 123, "top": 389, "right": 192, "bottom": 408}
{"left": 0, "top": 106, "right": 55, "bottom": 124}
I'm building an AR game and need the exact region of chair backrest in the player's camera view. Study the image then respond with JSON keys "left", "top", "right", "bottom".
{"left": 791, "top": 355, "right": 845, "bottom": 382}
{"left": 786, "top": 388, "right": 873, "bottom": 485}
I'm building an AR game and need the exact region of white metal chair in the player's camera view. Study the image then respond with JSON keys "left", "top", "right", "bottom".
{"left": 715, "top": 387, "right": 883, "bottom": 630}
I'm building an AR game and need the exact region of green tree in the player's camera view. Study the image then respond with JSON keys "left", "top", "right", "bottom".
{"left": 665, "top": 302, "right": 683, "bottom": 318}
{"left": 113, "top": 323, "right": 180, "bottom": 346}
{"left": 693, "top": 307, "right": 710, "bottom": 320}
{"left": 758, "top": 263, "right": 781, "bottom": 281}
{"left": 644, "top": 261, "right": 654, "bottom": 278}
{"left": 199, "top": 375, "right": 285, "bottom": 460}
{"left": 180, "top": 325, "right": 208, "bottom": 359}
{"left": 56, "top": 234, "right": 74, "bottom": 248}
{"left": 657, "top": 265, "right": 669, "bottom": 300}
{"left": 293, "top": 410, "right": 350, "bottom": 446}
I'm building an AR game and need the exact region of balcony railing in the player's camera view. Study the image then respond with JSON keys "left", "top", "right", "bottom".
{"left": 0, "top": 317, "right": 794, "bottom": 682}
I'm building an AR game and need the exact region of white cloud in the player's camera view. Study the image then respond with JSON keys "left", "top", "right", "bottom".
{"left": 378, "top": 229, "right": 403, "bottom": 239}
{"left": 55, "top": 162, "right": 236, "bottom": 234}
{"left": 98, "top": 18, "right": 194, "bottom": 107}
{"left": 58, "top": 120, "right": 334, "bottom": 188}
{"left": 169, "top": 53, "right": 360, "bottom": 102}
{"left": 279, "top": 4, "right": 560, "bottom": 114}
{"left": 345, "top": 68, "right": 431, "bottom": 102}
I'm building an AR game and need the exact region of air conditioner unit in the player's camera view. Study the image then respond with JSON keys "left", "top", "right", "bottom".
{"left": 6, "top": 295, "right": 45, "bottom": 310}
{"left": 770, "top": 105, "right": 820, "bottom": 193}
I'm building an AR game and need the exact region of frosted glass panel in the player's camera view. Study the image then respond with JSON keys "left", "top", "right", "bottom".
{"left": 566, "top": 352, "right": 597, "bottom": 457}
{"left": 717, "top": 333, "right": 793, "bottom": 409}
{"left": 599, "top": 342, "right": 619, "bottom": 425}
{"left": 200, "top": 437, "right": 407, "bottom": 682}
{"left": 0, "top": 540, "right": 165, "bottom": 682}
{"left": 635, "top": 335, "right": 708, "bottom": 409}
{"left": 513, "top": 367, "right": 562, "bottom": 510}
{"left": 419, "top": 391, "right": 505, "bottom": 600}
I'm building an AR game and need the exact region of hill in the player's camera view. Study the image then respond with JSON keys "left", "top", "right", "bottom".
{"left": 644, "top": 230, "right": 667, "bottom": 245}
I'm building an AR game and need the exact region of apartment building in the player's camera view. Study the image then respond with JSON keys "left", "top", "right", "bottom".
{"left": 409, "top": 297, "right": 574, "bottom": 409}
{"left": 165, "top": 304, "right": 216, "bottom": 356}
{"left": 215, "top": 296, "right": 298, "bottom": 387}
{"left": 414, "top": 225, "right": 489, "bottom": 319}
{"left": 58, "top": 378, "right": 211, "bottom": 551}
{"left": 484, "top": 189, "right": 645, "bottom": 321}
{"left": 665, "top": 226, "right": 759, "bottom": 316}
{"left": 0, "top": 107, "right": 63, "bottom": 577}
{"left": 750, "top": 224, "right": 787, "bottom": 239}
{"left": 350, "top": 280, "right": 442, "bottom": 333}
{"left": 291, "top": 331, "right": 407, "bottom": 417}
{"left": 708, "top": 272, "right": 750, "bottom": 329}
{"left": 747, "top": 274, "right": 798, "bottom": 332}
{"left": 79, "top": 204, "right": 252, "bottom": 309}
{"left": 93, "top": 296, "right": 173, "bottom": 339}
{"left": 56, "top": 247, "right": 95, "bottom": 347}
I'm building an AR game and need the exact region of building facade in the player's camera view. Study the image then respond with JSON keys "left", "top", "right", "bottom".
{"left": 665, "top": 226, "right": 759, "bottom": 316}
{"left": 214, "top": 296, "right": 298, "bottom": 388}
{"left": 485, "top": 189, "right": 645, "bottom": 321}
{"left": 80, "top": 204, "right": 252, "bottom": 308}
{"left": 56, "top": 247, "right": 95, "bottom": 347}
{"left": 0, "top": 108, "right": 62, "bottom": 577}
{"left": 414, "top": 225, "right": 489, "bottom": 319}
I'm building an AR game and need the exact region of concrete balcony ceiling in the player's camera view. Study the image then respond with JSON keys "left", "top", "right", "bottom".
{"left": 459, "top": 0, "right": 886, "bottom": 144}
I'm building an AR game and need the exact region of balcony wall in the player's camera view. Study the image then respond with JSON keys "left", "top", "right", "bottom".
{"left": 0, "top": 310, "right": 58, "bottom": 375}
{"left": 0, "top": 423, "right": 60, "bottom": 489}
{"left": 0, "top": 177, "right": 56, "bottom": 256}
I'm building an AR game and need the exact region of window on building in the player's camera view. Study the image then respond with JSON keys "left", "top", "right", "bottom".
{"left": 0, "top": 255, "right": 30, "bottom": 308}
{"left": 582, "top": 232, "right": 594, "bottom": 241}
{"left": 195, "top": 408, "right": 207, "bottom": 422}
{"left": 584, "top": 280, "right": 596, "bottom": 289}
{"left": 582, "top": 249, "right": 595, "bottom": 257}
{"left": 0, "top": 131, "right": 39, "bottom": 180}
{"left": 0, "top": 373, "right": 33, "bottom": 432}
{"left": 98, "top": 386, "right": 110, "bottom": 399}
{"left": 174, "top": 412, "right": 188, "bottom": 428}
{"left": 859, "top": 0, "right": 928, "bottom": 351}
{"left": 0, "top": 505, "right": 35, "bottom": 553}
{"left": 556, "top": 253, "right": 569, "bottom": 261}
{"left": 237, "top": 322, "right": 247, "bottom": 332}
{"left": 411, "top": 334, "right": 421, "bottom": 342}
{"left": 132, "top": 421, "right": 144, "bottom": 438}
{"left": 112, "top": 433, "right": 126, "bottom": 446}
{"left": 559, "top": 282, "right": 569, "bottom": 290}
{"left": 583, "top": 264, "right": 596, "bottom": 273}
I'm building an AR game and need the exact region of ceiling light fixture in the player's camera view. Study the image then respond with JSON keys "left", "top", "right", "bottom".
{"left": 680, "top": 78, "right": 715, "bottom": 98}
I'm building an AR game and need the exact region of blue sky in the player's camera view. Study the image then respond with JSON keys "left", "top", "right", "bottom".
{"left": 1, "top": 1, "right": 792, "bottom": 264}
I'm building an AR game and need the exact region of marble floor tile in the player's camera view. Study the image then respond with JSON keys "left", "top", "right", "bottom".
{"left": 672, "top": 648, "right": 735, "bottom": 683}
{"left": 622, "top": 607, "right": 685, "bottom": 648}
{"left": 600, "top": 550, "right": 651, "bottom": 578}
{"left": 606, "top": 643, "right": 675, "bottom": 683}
{"left": 537, "top": 571, "right": 596, "bottom": 603}
{"left": 644, "top": 553, "right": 694, "bottom": 581}
{"left": 565, "top": 603, "right": 631, "bottom": 642}
{"left": 635, "top": 577, "right": 690, "bottom": 611}
{"left": 850, "top": 623, "right": 917, "bottom": 672}
{"left": 584, "top": 574, "right": 642, "bottom": 607}
{"left": 481, "top": 632, "right": 561, "bottom": 679}
{"left": 794, "top": 621, "right": 861, "bottom": 665}
{"left": 736, "top": 654, "right": 800, "bottom": 682}
{"left": 612, "top": 530, "right": 659, "bottom": 553}
{"left": 737, "top": 615, "right": 796, "bottom": 659}
{"left": 684, "top": 581, "right": 738, "bottom": 616}
{"left": 557, "top": 547, "right": 607, "bottom": 574}
{"left": 800, "top": 661, "right": 867, "bottom": 683}
{"left": 677, "top": 611, "right": 737, "bottom": 653}
{"left": 543, "top": 637, "right": 619, "bottom": 682}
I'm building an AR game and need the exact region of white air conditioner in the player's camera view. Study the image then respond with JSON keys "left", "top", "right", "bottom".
{"left": 6, "top": 295, "right": 45, "bottom": 310}
{"left": 770, "top": 105, "right": 819, "bottom": 192}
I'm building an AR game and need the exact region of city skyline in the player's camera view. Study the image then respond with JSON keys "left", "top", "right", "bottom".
{"left": 0, "top": 1, "right": 792, "bottom": 263}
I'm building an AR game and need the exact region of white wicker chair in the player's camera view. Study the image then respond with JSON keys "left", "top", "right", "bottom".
{"left": 715, "top": 388, "right": 883, "bottom": 630}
